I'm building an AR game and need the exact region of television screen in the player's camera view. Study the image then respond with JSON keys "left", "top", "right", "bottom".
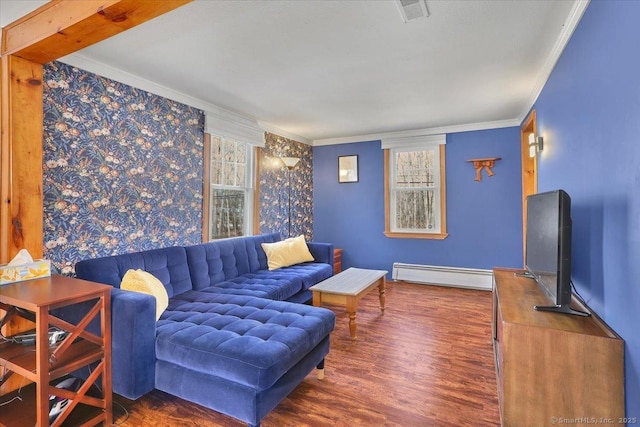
{"left": 525, "top": 190, "right": 587, "bottom": 316}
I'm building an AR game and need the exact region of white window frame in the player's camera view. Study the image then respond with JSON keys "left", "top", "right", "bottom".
{"left": 383, "top": 135, "right": 447, "bottom": 240}
{"left": 204, "top": 134, "right": 255, "bottom": 241}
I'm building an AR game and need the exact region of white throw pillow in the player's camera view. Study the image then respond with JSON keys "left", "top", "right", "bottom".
{"left": 261, "top": 235, "right": 315, "bottom": 271}
{"left": 120, "top": 269, "right": 169, "bottom": 321}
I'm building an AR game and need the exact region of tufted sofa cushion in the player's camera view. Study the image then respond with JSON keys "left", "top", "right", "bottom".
{"left": 195, "top": 275, "right": 302, "bottom": 301}
{"left": 273, "top": 263, "right": 334, "bottom": 290}
{"left": 186, "top": 234, "right": 281, "bottom": 290}
{"left": 156, "top": 291, "right": 336, "bottom": 391}
{"left": 75, "top": 246, "right": 192, "bottom": 298}
{"left": 194, "top": 263, "right": 333, "bottom": 301}
{"left": 185, "top": 234, "right": 332, "bottom": 301}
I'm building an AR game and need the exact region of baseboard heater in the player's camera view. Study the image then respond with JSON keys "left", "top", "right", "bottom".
{"left": 392, "top": 263, "right": 493, "bottom": 291}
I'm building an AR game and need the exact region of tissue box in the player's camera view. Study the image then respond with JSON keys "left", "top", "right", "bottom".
{"left": 0, "top": 259, "right": 51, "bottom": 285}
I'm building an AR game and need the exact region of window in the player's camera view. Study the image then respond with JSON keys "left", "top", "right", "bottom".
{"left": 384, "top": 140, "right": 447, "bottom": 239}
{"left": 205, "top": 134, "right": 254, "bottom": 240}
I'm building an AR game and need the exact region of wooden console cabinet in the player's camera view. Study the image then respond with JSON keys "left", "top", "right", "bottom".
{"left": 0, "top": 276, "right": 112, "bottom": 426}
{"left": 492, "top": 268, "right": 624, "bottom": 426}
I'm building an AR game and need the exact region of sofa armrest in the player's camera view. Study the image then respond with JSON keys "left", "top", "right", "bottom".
{"left": 109, "top": 287, "right": 157, "bottom": 399}
{"left": 51, "top": 287, "right": 156, "bottom": 399}
{"left": 307, "top": 242, "right": 334, "bottom": 266}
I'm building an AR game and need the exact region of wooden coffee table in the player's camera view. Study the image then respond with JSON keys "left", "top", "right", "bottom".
{"left": 310, "top": 267, "right": 387, "bottom": 340}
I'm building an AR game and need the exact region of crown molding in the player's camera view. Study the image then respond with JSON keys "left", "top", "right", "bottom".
{"left": 58, "top": 52, "right": 260, "bottom": 129}
{"left": 517, "top": 0, "right": 590, "bottom": 124}
{"left": 58, "top": 53, "right": 314, "bottom": 145}
{"left": 311, "top": 118, "right": 520, "bottom": 146}
{"left": 257, "top": 121, "right": 312, "bottom": 145}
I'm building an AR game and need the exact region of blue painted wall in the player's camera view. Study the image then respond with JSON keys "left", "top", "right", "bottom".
{"left": 533, "top": 1, "right": 639, "bottom": 417}
{"left": 313, "top": 127, "right": 523, "bottom": 275}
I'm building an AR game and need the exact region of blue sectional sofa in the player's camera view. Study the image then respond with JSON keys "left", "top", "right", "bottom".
{"left": 71, "top": 233, "right": 336, "bottom": 427}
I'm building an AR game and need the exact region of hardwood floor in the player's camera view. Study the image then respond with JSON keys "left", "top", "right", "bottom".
{"left": 112, "top": 282, "right": 500, "bottom": 426}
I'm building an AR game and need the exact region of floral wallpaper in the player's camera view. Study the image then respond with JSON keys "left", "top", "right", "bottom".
{"left": 43, "top": 61, "right": 204, "bottom": 274}
{"left": 258, "top": 133, "right": 313, "bottom": 241}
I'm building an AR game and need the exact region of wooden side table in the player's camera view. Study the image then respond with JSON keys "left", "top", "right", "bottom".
{"left": 0, "top": 275, "right": 112, "bottom": 427}
{"left": 333, "top": 248, "right": 343, "bottom": 274}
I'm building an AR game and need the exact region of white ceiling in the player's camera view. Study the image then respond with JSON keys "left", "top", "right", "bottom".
{"left": 0, "top": 0, "right": 587, "bottom": 144}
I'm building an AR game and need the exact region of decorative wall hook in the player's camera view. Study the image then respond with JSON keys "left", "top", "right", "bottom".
{"left": 466, "top": 157, "right": 501, "bottom": 182}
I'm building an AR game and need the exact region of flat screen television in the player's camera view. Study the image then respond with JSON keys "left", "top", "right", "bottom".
{"left": 525, "top": 189, "right": 588, "bottom": 316}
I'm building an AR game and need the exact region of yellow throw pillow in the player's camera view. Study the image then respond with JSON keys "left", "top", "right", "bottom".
{"left": 261, "top": 235, "right": 315, "bottom": 271}
{"left": 120, "top": 269, "right": 169, "bottom": 321}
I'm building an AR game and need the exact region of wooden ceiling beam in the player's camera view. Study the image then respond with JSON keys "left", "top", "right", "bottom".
{"left": 1, "top": 0, "right": 191, "bottom": 64}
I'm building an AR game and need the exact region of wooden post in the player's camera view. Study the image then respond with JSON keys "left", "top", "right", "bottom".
{"left": 0, "top": 55, "right": 44, "bottom": 262}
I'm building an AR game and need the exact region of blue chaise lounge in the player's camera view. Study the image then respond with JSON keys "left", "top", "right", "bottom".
{"left": 71, "top": 233, "right": 336, "bottom": 427}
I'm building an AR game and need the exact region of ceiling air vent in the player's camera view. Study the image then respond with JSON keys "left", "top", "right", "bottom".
{"left": 395, "top": 0, "right": 430, "bottom": 23}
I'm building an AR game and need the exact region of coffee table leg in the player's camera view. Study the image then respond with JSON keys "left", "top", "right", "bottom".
{"left": 378, "top": 277, "right": 386, "bottom": 315}
{"left": 346, "top": 297, "right": 357, "bottom": 340}
{"left": 348, "top": 311, "right": 357, "bottom": 340}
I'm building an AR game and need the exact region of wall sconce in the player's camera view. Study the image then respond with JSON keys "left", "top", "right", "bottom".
{"left": 528, "top": 133, "right": 544, "bottom": 158}
{"left": 281, "top": 157, "right": 300, "bottom": 170}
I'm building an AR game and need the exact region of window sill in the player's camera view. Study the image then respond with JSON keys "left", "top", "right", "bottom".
{"left": 384, "top": 231, "right": 449, "bottom": 240}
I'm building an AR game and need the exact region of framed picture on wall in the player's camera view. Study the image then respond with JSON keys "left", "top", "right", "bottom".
{"left": 338, "top": 155, "right": 359, "bottom": 183}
